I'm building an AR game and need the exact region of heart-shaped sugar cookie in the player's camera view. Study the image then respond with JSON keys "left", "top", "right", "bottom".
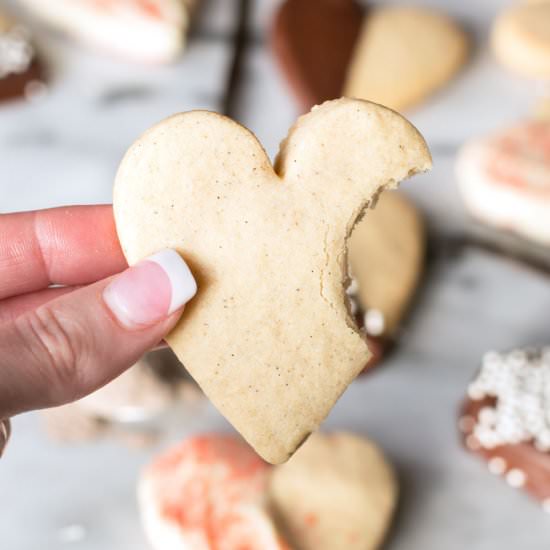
{"left": 113, "top": 98, "right": 431, "bottom": 463}
{"left": 271, "top": 2, "right": 468, "bottom": 112}
{"left": 269, "top": 432, "right": 397, "bottom": 550}
{"left": 344, "top": 7, "right": 469, "bottom": 111}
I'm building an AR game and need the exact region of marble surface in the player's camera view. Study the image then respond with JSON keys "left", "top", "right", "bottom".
{"left": 1, "top": 0, "right": 549, "bottom": 548}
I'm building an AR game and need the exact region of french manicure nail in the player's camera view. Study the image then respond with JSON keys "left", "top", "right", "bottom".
{"left": 103, "top": 249, "right": 197, "bottom": 329}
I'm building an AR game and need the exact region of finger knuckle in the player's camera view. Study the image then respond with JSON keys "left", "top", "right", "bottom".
{"left": 15, "top": 305, "right": 86, "bottom": 402}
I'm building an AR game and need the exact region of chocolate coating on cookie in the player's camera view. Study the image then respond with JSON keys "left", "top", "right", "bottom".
{"left": 460, "top": 348, "right": 550, "bottom": 508}
{"left": 0, "top": 22, "right": 45, "bottom": 103}
{"left": 271, "top": 0, "right": 363, "bottom": 110}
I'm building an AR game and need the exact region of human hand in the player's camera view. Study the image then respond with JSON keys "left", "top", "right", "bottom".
{"left": 0, "top": 205, "right": 197, "bottom": 425}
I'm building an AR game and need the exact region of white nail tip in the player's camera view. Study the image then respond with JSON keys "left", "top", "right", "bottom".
{"left": 147, "top": 249, "right": 197, "bottom": 314}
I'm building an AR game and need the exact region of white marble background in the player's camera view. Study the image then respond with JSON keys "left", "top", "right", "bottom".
{"left": 1, "top": 0, "right": 549, "bottom": 548}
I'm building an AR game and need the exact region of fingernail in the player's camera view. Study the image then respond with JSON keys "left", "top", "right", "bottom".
{"left": 104, "top": 249, "right": 197, "bottom": 329}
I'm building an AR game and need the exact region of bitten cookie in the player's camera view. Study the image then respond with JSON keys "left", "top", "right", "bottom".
{"left": 269, "top": 432, "right": 397, "bottom": 550}
{"left": 460, "top": 348, "right": 550, "bottom": 511}
{"left": 347, "top": 190, "right": 424, "bottom": 365}
{"left": 19, "top": 0, "right": 196, "bottom": 63}
{"left": 344, "top": 6, "right": 469, "bottom": 112}
{"left": 113, "top": 98, "right": 431, "bottom": 463}
{"left": 456, "top": 120, "right": 550, "bottom": 245}
{"left": 492, "top": 3, "right": 550, "bottom": 79}
{"left": 138, "top": 435, "right": 289, "bottom": 550}
{"left": 0, "top": 13, "right": 45, "bottom": 103}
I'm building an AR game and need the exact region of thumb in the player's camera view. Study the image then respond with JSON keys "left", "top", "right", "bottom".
{"left": 0, "top": 249, "right": 197, "bottom": 417}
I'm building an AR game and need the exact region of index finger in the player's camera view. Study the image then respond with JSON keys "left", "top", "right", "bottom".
{"left": 0, "top": 205, "right": 127, "bottom": 300}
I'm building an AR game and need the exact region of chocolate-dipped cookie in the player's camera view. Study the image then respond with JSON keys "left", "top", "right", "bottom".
{"left": 0, "top": 14, "right": 44, "bottom": 103}
{"left": 271, "top": 1, "right": 468, "bottom": 112}
{"left": 460, "top": 348, "right": 550, "bottom": 511}
{"left": 347, "top": 191, "right": 425, "bottom": 371}
{"left": 271, "top": 0, "right": 363, "bottom": 110}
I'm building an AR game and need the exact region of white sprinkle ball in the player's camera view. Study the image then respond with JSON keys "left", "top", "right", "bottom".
{"left": 346, "top": 277, "right": 359, "bottom": 296}
{"left": 0, "top": 25, "right": 34, "bottom": 79}
{"left": 478, "top": 407, "right": 497, "bottom": 425}
{"left": 506, "top": 468, "right": 527, "bottom": 488}
{"left": 364, "top": 309, "right": 385, "bottom": 336}
{"left": 467, "top": 383, "right": 485, "bottom": 401}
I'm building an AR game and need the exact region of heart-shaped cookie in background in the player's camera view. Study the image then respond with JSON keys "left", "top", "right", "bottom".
{"left": 344, "top": 6, "right": 469, "bottom": 112}
{"left": 18, "top": 0, "right": 198, "bottom": 63}
{"left": 271, "top": 1, "right": 469, "bottom": 112}
{"left": 459, "top": 348, "right": 550, "bottom": 512}
{"left": 347, "top": 190, "right": 425, "bottom": 371}
{"left": 269, "top": 432, "right": 397, "bottom": 550}
{"left": 0, "top": 12, "right": 45, "bottom": 103}
{"left": 492, "top": 2, "right": 550, "bottom": 79}
{"left": 138, "top": 432, "right": 396, "bottom": 550}
{"left": 456, "top": 120, "right": 550, "bottom": 246}
{"left": 113, "top": 98, "right": 431, "bottom": 463}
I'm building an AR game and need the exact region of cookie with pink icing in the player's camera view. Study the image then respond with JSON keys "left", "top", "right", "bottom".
{"left": 138, "top": 435, "right": 289, "bottom": 550}
{"left": 139, "top": 433, "right": 397, "bottom": 550}
{"left": 19, "top": 0, "right": 196, "bottom": 63}
{"left": 456, "top": 121, "right": 550, "bottom": 245}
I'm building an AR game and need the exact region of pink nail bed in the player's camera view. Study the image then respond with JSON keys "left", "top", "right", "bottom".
{"left": 104, "top": 249, "right": 197, "bottom": 329}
